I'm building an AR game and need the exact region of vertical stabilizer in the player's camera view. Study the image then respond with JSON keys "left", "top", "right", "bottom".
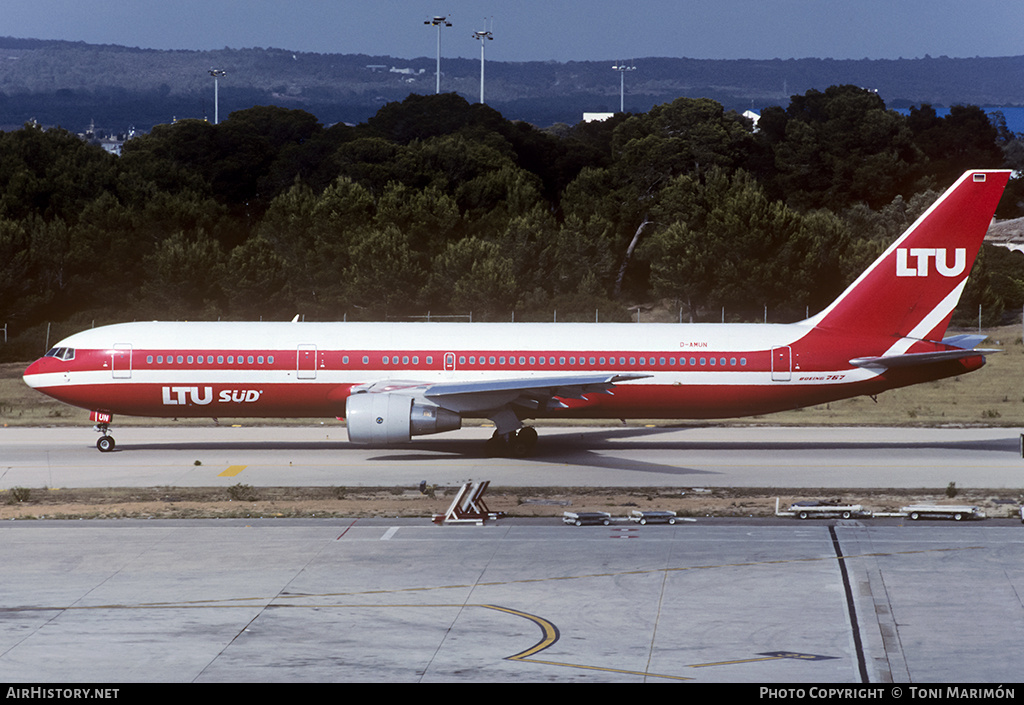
{"left": 805, "top": 170, "right": 1010, "bottom": 344}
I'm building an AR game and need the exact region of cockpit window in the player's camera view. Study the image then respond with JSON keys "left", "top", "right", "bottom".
{"left": 44, "top": 347, "right": 75, "bottom": 361}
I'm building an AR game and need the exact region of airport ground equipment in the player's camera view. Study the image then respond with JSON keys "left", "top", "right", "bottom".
{"left": 562, "top": 511, "right": 612, "bottom": 526}
{"left": 781, "top": 500, "right": 871, "bottom": 520}
{"left": 901, "top": 504, "right": 985, "bottom": 521}
{"left": 628, "top": 510, "right": 680, "bottom": 524}
{"left": 432, "top": 480, "right": 500, "bottom": 525}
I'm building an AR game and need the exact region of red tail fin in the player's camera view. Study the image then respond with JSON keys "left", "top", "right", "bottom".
{"left": 806, "top": 170, "right": 1010, "bottom": 342}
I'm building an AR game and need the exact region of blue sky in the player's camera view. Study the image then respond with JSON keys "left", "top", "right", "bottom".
{"left": 4, "top": 0, "right": 1022, "bottom": 62}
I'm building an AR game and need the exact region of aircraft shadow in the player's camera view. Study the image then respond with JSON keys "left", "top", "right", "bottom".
{"left": 112, "top": 426, "right": 1021, "bottom": 479}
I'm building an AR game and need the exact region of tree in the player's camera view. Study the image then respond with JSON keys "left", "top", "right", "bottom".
{"left": 424, "top": 237, "right": 516, "bottom": 318}
{"left": 640, "top": 170, "right": 851, "bottom": 320}
{"left": 758, "top": 85, "right": 924, "bottom": 211}
{"left": 908, "top": 104, "right": 1004, "bottom": 189}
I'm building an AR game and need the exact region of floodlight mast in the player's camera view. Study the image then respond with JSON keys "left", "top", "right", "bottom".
{"left": 473, "top": 23, "right": 494, "bottom": 104}
{"left": 424, "top": 15, "right": 452, "bottom": 94}
{"left": 612, "top": 62, "right": 635, "bottom": 113}
{"left": 208, "top": 69, "right": 226, "bottom": 124}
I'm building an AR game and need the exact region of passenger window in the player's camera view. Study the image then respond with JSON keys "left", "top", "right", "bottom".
{"left": 218, "top": 356, "right": 224, "bottom": 364}
{"left": 730, "top": 357, "right": 736, "bottom": 366}
{"left": 177, "top": 356, "right": 184, "bottom": 364}
{"left": 740, "top": 358, "right": 747, "bottom": 366}
{"left": 187, "top": 355, "right": 194, "bottom": 364}
{"left": 156, "top": 355, "right": 163, "bottom": 364}
{"left": 529, "top": 356, "right": 536, "bottom": 365}
{"left": 362, "top": 356, "right": 369, "bottom": 364}
{"left": 426, "top": 356, "right": 432, "bottom": 365}
{"left": 412, "top": 356, "right": 419, "bottom": 365}
{"left": 147, "top": 355, "right": 153, "bottom": 364}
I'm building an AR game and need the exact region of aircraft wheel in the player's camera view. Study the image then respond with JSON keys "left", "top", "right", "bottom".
{"left": 509, "top": 427, "right": 538, "bottom": 457}
{"left": 96, "top": 435, "right": 115, "bottom": 453}
{"left": 910, "top": 512, "right": 920, "bottom": 521}
{"left": 484, "top": 434, "right": 507, "bottom": 457}
{"left": 509, "top": 436, "right": 531, "bottom": 458}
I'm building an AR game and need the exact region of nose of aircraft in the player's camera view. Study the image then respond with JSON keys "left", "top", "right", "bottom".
{"left": 23, "top": 356, "right": 51, "bottom": 388}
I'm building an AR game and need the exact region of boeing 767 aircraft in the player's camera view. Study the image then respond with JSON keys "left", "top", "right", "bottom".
{"left": 23, "top": 170, "right": 1011, "bottom": 456}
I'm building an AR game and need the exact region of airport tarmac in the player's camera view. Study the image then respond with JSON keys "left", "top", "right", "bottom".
{"left": 2, "top": 425, "right": 1023, "bottom": 684}
{"left": 1, "top": 424, "right": 1023, "bottom": 489}
{"left": 1, "top": 517, "right": 1022, "bottom": 683}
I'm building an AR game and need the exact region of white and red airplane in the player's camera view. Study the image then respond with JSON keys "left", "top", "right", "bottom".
{"left": 23, "top": 169, "right": 1010, "bottom": 455}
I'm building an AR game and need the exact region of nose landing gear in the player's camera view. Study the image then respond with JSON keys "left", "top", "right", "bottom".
{"left": 90, "top": 411, "right": 115, "bottom": 452}
{"left": 96, "top": 432, "right": 115, "bottom": 452}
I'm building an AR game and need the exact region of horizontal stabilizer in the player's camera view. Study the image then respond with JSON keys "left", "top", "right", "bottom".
{"left": 941, "top": 334, "right": 988, "bottom": 350}
{"left": 850, "top": 347, "right": 998, "bottom": 369}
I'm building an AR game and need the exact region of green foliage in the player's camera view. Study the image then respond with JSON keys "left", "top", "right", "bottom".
{"left": 0, "top": 87, "right": 1021, "bottom": 358}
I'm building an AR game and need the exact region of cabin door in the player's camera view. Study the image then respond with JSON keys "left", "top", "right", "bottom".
{"left": 112, "top": 344, "right": 132, "bottom": 379}
{"left": 297, "top": 344, "right": 317, "bottom": 379}
{"left": 771, "top": 346, "right": 791, "bottom": 382}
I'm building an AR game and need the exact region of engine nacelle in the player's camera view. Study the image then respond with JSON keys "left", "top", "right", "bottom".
{"left": 345, "top": 393, "right": 461, "bottom": 445}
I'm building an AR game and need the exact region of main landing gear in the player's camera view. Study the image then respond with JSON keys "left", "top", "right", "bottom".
{"left": 485, "top": 426, "right": 538, "bottom": 458}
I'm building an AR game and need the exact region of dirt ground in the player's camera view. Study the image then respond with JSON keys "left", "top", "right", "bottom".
{"left": 1, "top": 484, "right": 1021, "bottom": 521}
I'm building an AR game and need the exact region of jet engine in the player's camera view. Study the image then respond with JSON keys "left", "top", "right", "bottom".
{"left": 345, "top": 392, "right": 461, "bottom": 444}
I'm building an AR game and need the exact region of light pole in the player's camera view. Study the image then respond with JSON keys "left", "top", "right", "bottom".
{"left": 612, "top": 62, "right": 635, "bottom": 113}
{"left": 424, "top": 15, "right": 452, "bottom": 94}
{"left": 473, "top": 25, "right": 493, "bottom": 104}
{"left": 208, "top": 69, "right": 226, "bottom": 124}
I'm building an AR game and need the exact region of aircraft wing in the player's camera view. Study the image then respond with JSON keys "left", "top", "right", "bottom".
{"left": 423, "top": 373, "right": 649, "bottom": 413}
{"left": 348, "top": 373, "right": 649, "bottom": 435}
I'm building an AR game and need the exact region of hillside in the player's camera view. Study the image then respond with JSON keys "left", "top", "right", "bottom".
{"left": 1, "top": 37, "right": 1024, "bottom": 130}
